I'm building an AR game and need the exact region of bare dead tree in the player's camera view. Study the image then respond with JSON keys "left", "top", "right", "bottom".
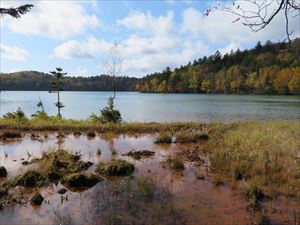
{"left": 106, "top": 41, "right": 122, "bottom": 100}
{"left": 0, "top": 4, "right": 33, "bottom": 18}
{"left": 212, "top": 0, "right": 300, "bottom": 42}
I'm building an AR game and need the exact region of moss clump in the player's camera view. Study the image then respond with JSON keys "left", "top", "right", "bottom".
{"left": 30, "top": 192, "right": 44, "bottom": 205}
{"left": 96, "top": 148, "right": 101, "bottom": 156}
{"left": 0, "top": 187, "right": 8, "bottom": 197}
{"left": 154, "top": 133, "right": 172, "bottom": 144}
{"left": 21, "top": 161, "right": 30, "bottom": 166}
{"left": 96, "top": 160, "right": 135, "bottom": 176}
{"left": 124, "top": 150, "right": 155, "bottom": 160}
{"left": 0, "top": 166, "right": 7, "bottom": 177}
{"left": 0, "top": 131, "right": 21, "bottom": 139}
{"left": 257, "top": 214, "right": 272, "bottom": 225}
{"left": 14, "top": 170, "right": 46, "bottom": 188}
{"left": 73, "top": 131, "right": 82, "bottom": 136}
{"left": 63, "top": 172, "right": 101, "bottom": 188}
{"left": 175, "top": 131, "right": 208, "bottom": 144}
{"left": 213, "top": 174, "right": 225, "bottom": 186}
{"left": 35, "top": 149, "right": 93, "bottom": 180}
{"left": 166, "top": 158, "right": 184, "bottom": 170}
{"left": 57, "top": 188, "right": 67, "bottom": 195}
{"left": 87, "top": 131, "right": 96, "bottom": 138}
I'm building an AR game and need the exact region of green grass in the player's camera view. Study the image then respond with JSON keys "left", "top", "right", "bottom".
{"left": 0, "top": 117, "right": 204, "bottom": 133}
{"left": 154, "top": 133, "right": 172, "bottom": 143}
{"left": 166, "top": 158, "right": 185, "bottom": 170}
{"left": 208, "top": 120, "right": 300, "bottom": 200}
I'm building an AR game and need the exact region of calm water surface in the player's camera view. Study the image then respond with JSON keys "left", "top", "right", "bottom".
{"left": 0, "top": 91, "right": 299, "bottom": 122}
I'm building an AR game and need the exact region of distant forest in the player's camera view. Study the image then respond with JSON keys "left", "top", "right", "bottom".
{"left": 1, "top": 38, "right": 299, "bottom": 95}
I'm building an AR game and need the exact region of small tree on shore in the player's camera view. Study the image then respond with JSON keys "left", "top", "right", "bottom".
{"left": 90, "top": 42, "right": 122, "bottom": 123}
{"left": 50, "top": 67, "right": 66, "bottom": 118}
{"left": 100, "top": 41, "right": 122, "bottom": 123}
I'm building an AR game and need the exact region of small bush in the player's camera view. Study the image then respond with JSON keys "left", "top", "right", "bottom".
{"left": 3, "top": 108, "right": 27, "bottom": 121}
{"left": 14, "top": 170, "right": 46, "bottom": 187}
{"left": 257, "top": 214, "right": 272, "bottom": 225}
{"left": 96, "top": 148, "right": 101, "bottom": 156}
{"left": 155, "top": 133, "right": 172, "bottom": 144}
{"left": 87, "top": 131, "right": 96, "bottom": 138}
{"left": 100, "top": 97, "right": 122, "bottom": 123}
{"left": 30, "top": 192, "right": 44, "bottom": 205}
{"left": 124, "top": 150, "right": 155, "bottom": 160}
{"left": 57, "top": 188, "right": 67, "bottom": 195}
{"left": 111, "top": 148, "right": 118, "bottom": 156}
{"left": 31, "top": 111, "right": 50, "bottom": 120}
{"left": 175, "top": 131, "right": 209, "bottom": 144}
{"left": 213, "top": 174, "right": 225, "bottom": 186}
{"left": 0, "top": 166, "right": 7, "bottom": 177}
{"left": 63, "top": 172, "right": 101, "bottom": 188}
{"left": 0, "top": 131, "right": 22, "bottom": 139}
{"left": 166, "top": 158, "right": 185, "bottom": 170}
{"left": 96, "top": 160, "right": 134, "bottom": 176}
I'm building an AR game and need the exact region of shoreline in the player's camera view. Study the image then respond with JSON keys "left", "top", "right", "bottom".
{"left": 1, "top": 118, "right": 299, "bottom": 132}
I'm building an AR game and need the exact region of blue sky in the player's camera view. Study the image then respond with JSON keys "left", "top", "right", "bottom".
{"left": 1, "top": 0, "right": 299, "bottom": 77}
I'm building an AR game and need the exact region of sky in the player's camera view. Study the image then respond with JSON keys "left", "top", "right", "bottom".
{"left": 0, "top": 0, "right": 299, "bottom": 77}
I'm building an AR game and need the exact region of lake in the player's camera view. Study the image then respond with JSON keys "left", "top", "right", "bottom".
{"left": 0, "top": 91, "right": 299, "bottom": 122}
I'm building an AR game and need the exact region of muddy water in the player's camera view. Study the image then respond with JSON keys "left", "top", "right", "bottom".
{"left": 0, "top": 133, "right": 297, "bottom": 225}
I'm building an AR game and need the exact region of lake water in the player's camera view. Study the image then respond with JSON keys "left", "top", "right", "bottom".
{"left": 0, "top": 91, "right": 299, "bottom": 122}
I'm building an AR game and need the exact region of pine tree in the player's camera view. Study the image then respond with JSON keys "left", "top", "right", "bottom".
{"left": 50, "top": 67, "right": 66, "bottom": 118}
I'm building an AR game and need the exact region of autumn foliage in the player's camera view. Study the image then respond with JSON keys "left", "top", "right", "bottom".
{"left": 137, "top": 39, "right": 300, "bottom": 95}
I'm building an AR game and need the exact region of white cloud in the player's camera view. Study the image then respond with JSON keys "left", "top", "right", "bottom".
{"left": 54, "top": 40, "right": 94, "bottom": 59}
{"left": 54, "top": 37, "right": 111, "bottom": 59}
{"left": 181, "top": 8, "right": 202, "bottom": 35}
{"left": 181, "top": 3, "right": 299, "bottom": 45}
{"left": 219, "top": 42, "right": 242, "bottom": 55}
{"left": 0, "top": 44, "right": 28, "bottom": 61}
{"left": 122, "top": 39, "right": 209, "bottom": 74}
{"left": 117, "top": 10, "right": 174, "bottom": 35}
{"left": 121, "top": 35, "right": 177, "bottom": 56}
{"left": 3, "top": 1, "right": 101, "bottom": 39}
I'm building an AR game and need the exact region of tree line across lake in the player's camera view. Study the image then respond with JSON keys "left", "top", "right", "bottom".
{"left": 1, "top": 38, "right": 299, "bottom": 95}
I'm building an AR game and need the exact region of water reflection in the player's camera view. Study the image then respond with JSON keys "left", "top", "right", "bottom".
{"left": 1, "top": 91, "right": 299, "bottom": 121}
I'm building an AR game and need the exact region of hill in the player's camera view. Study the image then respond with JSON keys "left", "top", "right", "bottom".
{"left": 137, "top": 38, "right": 300, "bottom": 95}
{"left": 0, "top": 71, "right": 138, "bottom": 91}
{"left": 1, "top": 39, "right": 299, "bottom": 95}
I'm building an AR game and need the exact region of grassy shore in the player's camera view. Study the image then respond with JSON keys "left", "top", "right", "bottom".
{"left": 0, "top": 117, "right": 204, "bottom": 133}
{"left": 208, "top": 120, "right": 300, "bottom": 209}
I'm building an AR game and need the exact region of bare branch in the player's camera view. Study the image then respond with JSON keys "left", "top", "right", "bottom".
{"left": 214, "top": 0, "right": 299, "bottom": 41}
{"left": 0, "top": 4, "right": 33, "bottom": 18}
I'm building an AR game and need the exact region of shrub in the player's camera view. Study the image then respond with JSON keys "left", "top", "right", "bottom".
{"left": 63, "top": 172, "right": 101, "bottom": 188}
{"left": 14, "top": 170, "right": 46, "bottom": 187}
{"left": 154, "top": 133, "right": 172, "bottom": 143}
{"left": 3, "top": 108, "right": 27, "bottom": 128}
{"left": 100, "top": 97, "right": 122, "bottom": 123}
{"left": 30, "top": 192, "right": 44, "bottom": 205}
{"left": 0, "top": 166, "right": 7, "bottom": 177}
{"left": 96, "top": 160, "right": 134, "bottom": 176}
{"left": 166, "top": 158, "right": 185, "bottom": 170}
{"left": 31, "top": 111, "right": 50, "bottom": 120}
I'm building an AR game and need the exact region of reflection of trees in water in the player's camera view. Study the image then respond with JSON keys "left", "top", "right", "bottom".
{"left": 88, "top": 177, "right": 186, "bottom": 225}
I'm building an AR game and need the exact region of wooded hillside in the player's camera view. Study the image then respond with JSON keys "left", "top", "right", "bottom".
{"left": 1, "top": 39, "right": 299, "bottom": 95}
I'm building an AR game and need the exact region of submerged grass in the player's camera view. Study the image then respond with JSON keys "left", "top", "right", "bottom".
{"left": 89, "top": 177, "right": 185, "bottom": 225}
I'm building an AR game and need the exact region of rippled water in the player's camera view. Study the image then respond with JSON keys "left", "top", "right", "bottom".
{"left": 0, "top": 91, "right": 299, "bottom": 122}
